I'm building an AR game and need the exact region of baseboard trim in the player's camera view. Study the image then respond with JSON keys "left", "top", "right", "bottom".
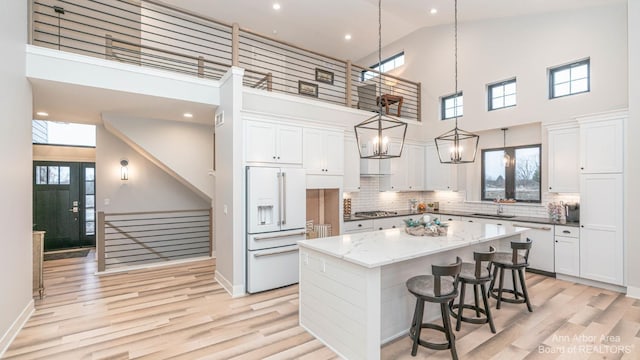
{"left": 626, "top": 285, "right": 640, "bottom": 299}
{"left": 0, "top": 299, "right": 34, "bottom": 357}
{"left": 214, "top": 270, "right": 245, "bottom": 298}
{"left": 556, "top": 274, "right": 626, "bottom": 293}
{"left": 96, "top": 256, "right": 213, "bottom": 276}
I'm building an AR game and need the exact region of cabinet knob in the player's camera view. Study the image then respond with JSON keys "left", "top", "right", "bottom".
{"left": 580, "top": 167, "right": 584, "bottom": 170}
{"left": 563, "top": 230, "right": 570, "bottom": 234}
{"left": 497, "top": 223, "right": 502, "bottom": 226}
{"left": 379, "top": 227, "right": 383, "bottom": 230}
{"left": 358, "top": 224, "right": 362, "bottom": 227}
{"left": 273, "top": 156, "right": 276, "bottom": 159}
{"left": 581, "top": 225, "right": 584, "bottom": 228}
{"left": 555, "top": 240, "right": 559, "bottom": 243}
{"left": 392, "top": 225, "right": 396, "bottom": 228}
{"left": 277, "top": 156, "right": 280, "bottom": 159}
{"left": 549, "top": 186, "right": 552, "bottom": 190}
{"left": 468, "top": 220, "right": 473, "bottom": 223}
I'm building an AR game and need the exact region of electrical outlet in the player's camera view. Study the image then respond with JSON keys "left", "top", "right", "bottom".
{"left": 215, "top": 111, "right": 224, "bottom": 127}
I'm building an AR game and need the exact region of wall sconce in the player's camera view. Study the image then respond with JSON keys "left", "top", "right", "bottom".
{"left": 120, "top": 159, "right": 129, "bottom": 180}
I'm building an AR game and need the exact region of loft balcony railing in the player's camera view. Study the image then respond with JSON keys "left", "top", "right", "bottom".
{"left": 30, "top": 0, "right": 421, "bottom": 121}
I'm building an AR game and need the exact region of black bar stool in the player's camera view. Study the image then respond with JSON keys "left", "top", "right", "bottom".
{"left": 450, "top": 246, "right": 497, "bottom": 333}
{"left": 488, "top": 238, "right": 533, "bottom": 312}
{"left": 406, "top": 257, "right": 462, "bottom": 359}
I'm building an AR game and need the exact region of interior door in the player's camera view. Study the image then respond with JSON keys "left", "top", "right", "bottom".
{"left": 33, "top": 161, "right": 95, "bottom": 250}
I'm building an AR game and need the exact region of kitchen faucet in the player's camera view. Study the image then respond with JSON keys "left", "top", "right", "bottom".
{"left": 497, "top": 203, "right": 504, "bottom": 215}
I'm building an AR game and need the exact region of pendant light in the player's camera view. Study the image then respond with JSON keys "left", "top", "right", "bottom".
{"left": 354, "top": 0, "right": 407, "bottom": 159}
{"left": 501, "top": 128, "right": 512, "bottom": 166}
{"left": 434, "top": 0, "right": 479, "bottom": 164}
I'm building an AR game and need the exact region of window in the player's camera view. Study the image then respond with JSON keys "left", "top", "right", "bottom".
{"left": 549, "top": 59, "right": 590, "bottom": 98}
{"left": 361, "top": 51, "right": 405, "bottom": 81}
{"left": 488, "top": 79, "right": 516, "bottom": 110}
{"left": 441, "top": 92, "right": 463, "bottom": 120}
{"left": 84, "top": 166, "right": 96, "bottom": 236}
{"left": 32, "top": 120, "right": 96, "bottom": 147}
{"left": 481, "top": 144, "right": 541, "bottom": 203}
{"left": 35, "top": 165, "right": 71, "bottom": 185}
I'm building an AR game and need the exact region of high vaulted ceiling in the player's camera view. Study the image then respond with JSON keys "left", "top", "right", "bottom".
{"left": 160, "top": 0, "right": 624, "bottom": 61}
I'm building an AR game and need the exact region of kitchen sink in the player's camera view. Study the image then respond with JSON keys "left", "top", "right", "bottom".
{"left": 470, "top": 213, "right": 517, "bottom": 218}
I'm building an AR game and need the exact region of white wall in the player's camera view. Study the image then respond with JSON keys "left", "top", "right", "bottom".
{"left": 0, "top": 0, "right": 34, "bottom": 353}
{"left": 359, "top": 3, "right": 628, "bottom": 138}
{"left": 102, "top": 114, "right": 214, "bottom": 200}
{"left": 626, "top": 0, "right": 640, "bottom": 296}
{"left": 95, "top": 126, "right": 209, "bottom": 213}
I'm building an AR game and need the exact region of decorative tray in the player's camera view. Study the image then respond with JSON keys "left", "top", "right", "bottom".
{"left": 404, "top": 216, "right": 448, "bottom": 237}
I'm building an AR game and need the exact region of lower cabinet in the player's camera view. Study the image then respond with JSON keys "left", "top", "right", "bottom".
{"left": 343, "top": 220, "right": 373, "bottom": 234}
{"left": 511, "top": 221, "right": 555, "bottom": 273}
{"left": 554, "top": 226, "right": 580, "bottom": 277}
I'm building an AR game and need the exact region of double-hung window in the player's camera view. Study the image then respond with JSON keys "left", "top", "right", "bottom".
{"left": 441, "top": 92, "right": 463, "bottom": 120}
{"left": 361, "top": 51, "right": 405, "bottom": 81}
{"left": 488, "top": 78, "right": 516, "bottom": 110}
{"left": 549, "top": 59, "right": 590, "bottom": 98}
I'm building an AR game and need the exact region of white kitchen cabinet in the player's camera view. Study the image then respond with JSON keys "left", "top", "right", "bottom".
{"left": 425, "top": 144, "right": 457, "bottom": 191}
{"left": 511, "top": 221, "right": 555, "bottom": 273}
{"left": 380, "top": 141, "right": 408, "bottom": 191}
{"left": 439, "top": 215, "right": 461, "bottom": 222}
{"left": 343, "top": 137, "right": 360, "bottom": 191}
{"left": 373, "top": 215, "right": 416, "bottom": 231}
{"left": 579, "top": 118, "right": 624, "bottom": 174}
{"left": 303, "top": 128, "right": 344, "bottom": 175}
{"left": 554, "top": 225, "right": 580, "bottom": 277}
{"left": 579, "top": 173, "right": 624, "bottom": 285}
{"left": 343, "top": 220, "right": 373, "bottom": 234}
{"left": 245, "top": 120, "right": 302, "bottom": 164}
{"left": 547, "top": 125, "right": 579, "bottom": 193}
{"left": 406, "top": 145, "right": 425, "bottom": 191}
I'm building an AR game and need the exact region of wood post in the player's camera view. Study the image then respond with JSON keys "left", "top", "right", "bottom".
{"left": 345, "top": 60, "right": 352, "bottom": 107}
{"left": 197, "top": 56, "right": 204, "bottom": 77}
{"left": 232, "top": 23, "right": 240, "bottom": 67}
{"left": 105, "top": 34, "right": 113, "bottom": 60}
{"left": 97, "top": 211, "right": 105, "bottom": 272}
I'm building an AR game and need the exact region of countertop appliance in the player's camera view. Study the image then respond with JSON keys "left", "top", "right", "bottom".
{"left": 564, "top": 203, "right": 580, "bottom": 222}
{"left": 246, "top": 166, "right": 306, "bottom": 293}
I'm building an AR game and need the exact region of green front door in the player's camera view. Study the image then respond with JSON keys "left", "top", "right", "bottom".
{"left": 33, "top": 161, "right": 96, "bottom": 250}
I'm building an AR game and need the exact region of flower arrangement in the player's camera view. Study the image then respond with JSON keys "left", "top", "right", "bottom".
{"left": 547, "top": 202, "right": 563, "bottom": 221}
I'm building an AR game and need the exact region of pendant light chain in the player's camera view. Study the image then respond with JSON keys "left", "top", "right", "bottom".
{"left": 454, "top": 0, "right": 458, "bottom": 128}
{"left": 377, "top": 0, "right": 383, "bottom": 115}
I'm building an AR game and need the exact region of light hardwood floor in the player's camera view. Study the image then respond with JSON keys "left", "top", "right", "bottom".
{"left": 3, "top": 251, "right": 639, "bottom": 359}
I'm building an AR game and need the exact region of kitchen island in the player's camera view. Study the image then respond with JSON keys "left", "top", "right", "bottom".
{"left": 297, "top": 221, "right": 530, "bottom": 360}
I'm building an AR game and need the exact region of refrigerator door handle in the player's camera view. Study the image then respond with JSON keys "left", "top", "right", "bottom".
{"left": 282, "top": 172, "right": 287, "bottom": 225}
{"left": 253, "top": 231, "right": 306, "bottom": 241}
{"left": 277, "top": 172, "right": 282, "bottom": 226}
{"left": 253, "top": 247, "right": 298, "bottom": 258}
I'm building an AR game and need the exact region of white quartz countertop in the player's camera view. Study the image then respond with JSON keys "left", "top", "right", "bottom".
{"left": 298, "top": 221, "right": 530, "bottom": 268}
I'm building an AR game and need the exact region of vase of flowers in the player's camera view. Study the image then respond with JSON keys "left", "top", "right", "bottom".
{"left": 547, "top": 202, "right": 563, "bottom": 221}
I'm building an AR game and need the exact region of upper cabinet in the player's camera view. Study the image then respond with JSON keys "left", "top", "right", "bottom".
{"left": 579, "top": 118, "right": 624, "bottom": 174}
{"left": 343, "top": 137, "right": 361, "bottom": 191}
{"left": 406, "top": 144, "right": 425, "bottom": 191}
{"left": 425, "top": 143, "right": 457, "bottom": 191}
{"left": 379, "top": 141, "right": 408, "bottom": 191}
{"left": 303, "top": 128, "right": 344, "bottom": 176}
{"left": 547, "top": 124, "right": 580, "bottom": 193}
{"left": 245, "top": 120, "right": 303, "bottom": 165}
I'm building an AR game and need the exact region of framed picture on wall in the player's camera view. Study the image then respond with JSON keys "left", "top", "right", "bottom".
{"left": 315, "top": 68, "right": 334, "bottom": 85}
{"left": 298, "top": 81, "right": 319, "bottom": 97}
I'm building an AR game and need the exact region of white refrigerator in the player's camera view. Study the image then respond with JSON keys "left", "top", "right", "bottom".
{"left": 246, "top": 166, "right": 306, "bottom": 293}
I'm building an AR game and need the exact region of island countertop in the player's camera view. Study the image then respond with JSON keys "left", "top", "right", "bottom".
{"left": 298, "top": 221, "right": 530, "bottom": 269}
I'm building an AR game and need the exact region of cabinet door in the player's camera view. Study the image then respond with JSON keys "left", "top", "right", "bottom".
{"left": 579, "top": 173, "right": 623, "bottom": 285}
{"left": 277, "top": 124, "right": 303, "bottom": 165}
{"left": 407, "top": 145, "right": 425, "bottom": 191}
{"left": 343, "top": 137, "right": 360, "bottom": 191}
{"left": 580, "top": 119, "right": 623, "bottom": 173}
{"left": 547, "top": 127, "right": 579, "bottom": 192}
{"left": 554, "top": 236, "right": 579, "bottom": 277}
{"left": 246, "top": 121, "right": 277, "bottom": 163}
{"left": 324, "top": 131, "right": 344, "bottom": 175}
{"left": 380, "top": 142, "right": 408, "bottom": 191}
{"left": 425, "top": 145, "right": 456, "bottom": 191}
{"left": 303, "top": 128, "right": 324, "bottom": 174}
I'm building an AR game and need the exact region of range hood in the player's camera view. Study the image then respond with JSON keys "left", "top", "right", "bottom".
{"left": 360, "top": 158, "right": 391, "bottom": 176}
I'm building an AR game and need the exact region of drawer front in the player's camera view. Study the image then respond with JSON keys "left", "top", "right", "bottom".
{"left": 343, "top": 220, "right": 373, "bottom": 233}
{"left": 555, "top": 225, "right": 579, "bottom": 238}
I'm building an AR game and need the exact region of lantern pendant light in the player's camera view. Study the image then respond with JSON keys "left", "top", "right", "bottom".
{"left": 354, "top": 0, "right": 407, "bottom": 159}
{"left": 434, "top": 0, "right": 479, "bottom": 164}
{"left": 501, "top": 128, "right": 512, "bottom": 166}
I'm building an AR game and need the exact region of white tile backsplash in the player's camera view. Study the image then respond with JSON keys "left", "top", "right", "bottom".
{"left": 344, "top": 177, "right": 579, "bottom": 220}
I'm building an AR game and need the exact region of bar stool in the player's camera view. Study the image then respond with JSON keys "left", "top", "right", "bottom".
{"left": 406, "top": 257, "right": 462, "bottom": 359}
{"left": 488, "top": 238, "right": 533, "bottom": 312}
{"left": 450, "top": 246, "right": 497, "bottom": 333}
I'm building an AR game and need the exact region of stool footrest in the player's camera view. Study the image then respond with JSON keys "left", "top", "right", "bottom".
{"left": 450, "top": 303, "right": 490, "bottom": 325}
{"left": 489, "top": 288, "right": 527, "bottom": 304}
{"left": 409, "top": 323, "right": 454, "bottom": 351}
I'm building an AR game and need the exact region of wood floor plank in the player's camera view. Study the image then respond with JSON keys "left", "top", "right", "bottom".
{"left": 4, "top": 254, "right": 640, "bottom": 360}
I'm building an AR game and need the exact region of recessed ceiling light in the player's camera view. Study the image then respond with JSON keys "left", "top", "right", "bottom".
{"left": 273, "top": 3, "right": 281, "bottom": 10}
{"left": 430, "top": 8, "right": 438, "bottom": 15}
{"left": 183, "top": 113, "right": 193, "bottom": 118}
{"left": 36, "top": 111, "right": 49, "bottom": 117}
{"left": 344, "top": 34, "right": 352, "bottom": 41}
